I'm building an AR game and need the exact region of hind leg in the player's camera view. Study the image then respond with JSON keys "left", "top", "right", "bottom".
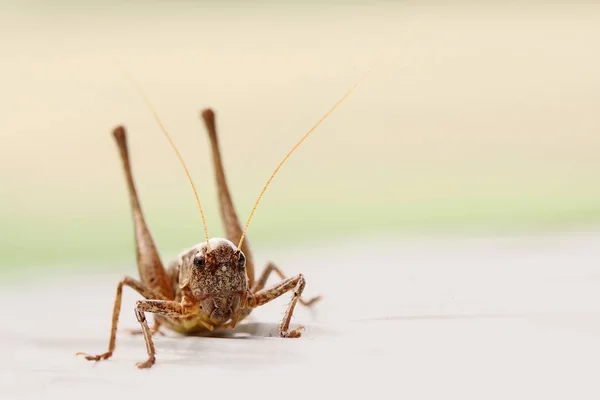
{"left": 77, "top": 126, "right": 173, "bottom": 363}
{"left": 202, "top": 109, "right": 256, "bottom": 287}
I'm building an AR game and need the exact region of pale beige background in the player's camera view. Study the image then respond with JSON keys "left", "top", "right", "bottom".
{"left": 1, "top": 2, "right": 599, "bottom": 272}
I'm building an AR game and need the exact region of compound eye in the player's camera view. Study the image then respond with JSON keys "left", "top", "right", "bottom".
{"left": 237, "top": 252, "right": 246, "bottom": 269}
{"left": 193, "top": 253, "right": 205, "bottom": 269}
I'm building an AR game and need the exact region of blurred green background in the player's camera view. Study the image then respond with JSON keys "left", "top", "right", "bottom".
{"left": 1, "top": 1, "right": 599, "bottom": 278}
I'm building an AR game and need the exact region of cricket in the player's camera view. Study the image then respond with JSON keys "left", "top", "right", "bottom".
{"left": 76, "top": 72, "right": 367, "bottom": 369}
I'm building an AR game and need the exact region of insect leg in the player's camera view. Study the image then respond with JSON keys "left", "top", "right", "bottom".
{"left": 124, "top": 318, "right": 164, "bottom": 337}
{"left": 113, "top": 126, "right": 174, "bottom": 300}
{"left": 126, "top": 259, "right": 184, "bottom": 336}
{"left": 76, "top": 276, "right": 164, "bottom": 363}
{"left": 133, "top": 299, "right": 192, "bottom": 369}
{"left": 252, "top": 262, "right": 321, "bottom": 307}
{"left": 247, "top": 274, "right": 308, "bottom": 338}
{"left": 201, "top": 109, "right": 256, "bottom": 286}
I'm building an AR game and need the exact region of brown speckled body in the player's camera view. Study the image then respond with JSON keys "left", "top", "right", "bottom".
{"left": 160, "top": 239, "right": 251, "bottom": 334}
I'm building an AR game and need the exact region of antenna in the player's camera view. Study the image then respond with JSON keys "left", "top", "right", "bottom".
{"left": 122, "top": 71, "right": 212, "bottom": 251}
{"left": 238, "top": 67, "right": 373, "bottom": 250}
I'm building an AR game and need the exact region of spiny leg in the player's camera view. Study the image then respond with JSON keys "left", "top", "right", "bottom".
{"left": 133, "top": 299, "right": 192, "bottom": 369}
{"left": 125, "top": 260, "right": 186, "bottom": 337}
{"left": 201, "top": 109, "right": 256, "bottom": 287}
{"left": 76, "top": 276, "right": 162, "bottom": 362}
{"left": 252, "top": 262, "right": 322, "bottom": 307}
{"left": 113, "top": 126, "right": 174, "bottom": 300}
{"left": 125, "top": 317, "right": 164, "bottom": 337}
{"left": 248, "top": 274, "right": 308, "bottom": 338}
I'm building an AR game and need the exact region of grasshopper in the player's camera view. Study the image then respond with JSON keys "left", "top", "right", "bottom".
{"left": 77, "top": 74, "right": 365, "bottom": 369}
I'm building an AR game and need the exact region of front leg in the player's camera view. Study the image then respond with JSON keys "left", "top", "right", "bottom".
{"left": 124, "top": 318, "right": 164, "bottom": 337}
{"left": 76, "top": 276, "right": 164, "bottom": 363}
{"left": 247, "top": 274, "right": 308, "bottom": 338}
{"left": 133, "top": 299, "right": 198, "bottom": 369}
{"left": 252, "top": 262, "right": 322, "bottom": 307}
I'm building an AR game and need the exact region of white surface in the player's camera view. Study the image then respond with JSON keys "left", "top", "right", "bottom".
{"left": 2, "top": 231, "right": 600, "bottom": 399}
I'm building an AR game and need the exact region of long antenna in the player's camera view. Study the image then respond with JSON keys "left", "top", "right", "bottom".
{"left": 237, "top": 67, "right": 373, "bottom": 250}
{"left": 121, "top": 70, "right": 211, "bottom": 250}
